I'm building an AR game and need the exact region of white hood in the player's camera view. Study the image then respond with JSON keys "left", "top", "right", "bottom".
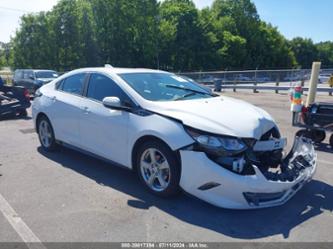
{"left": 37, "top": 78, "right": 55, "bottom": 84}
{"left": 145, "top": 96, "right": 276, "bottom": 140}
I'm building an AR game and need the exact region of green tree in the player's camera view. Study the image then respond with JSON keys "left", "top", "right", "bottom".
{"left": 91, "top": 0, "right": 159, "bottom": 68}
{"left": 316, "top": 41, "right": 333, "bottom": 67}
{"left": 255, "top": 22, "right": 296, "bottom": 69}
{"left": 289, "top": 37, "right": 318, "bottom": 68}
{"left": 48, "top": 0, "right": 83, "bottom": 71}
{"left": 77, "top": 0, "right": 99, "bottom": 67}
{"left": 211, "top": 0, "right": 260, "bottom": 68}
{"left": 159, "top": 0, "right": 208, "bottom": 71}
{"left": 8, "top": 0, "right": 333, "bottom": 72}
{"left": 11, "top": 12, "right": 52, "bottom": 69}
{"left": 0, "top": 42, "right": 12, "bottom": 68}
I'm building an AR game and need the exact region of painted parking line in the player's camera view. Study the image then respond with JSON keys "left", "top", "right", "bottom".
{"left": 318, "top": 159, "right": 332, "bottom": 165}
{"left": 0, "top": 193, "right": 46, "bottom": 249}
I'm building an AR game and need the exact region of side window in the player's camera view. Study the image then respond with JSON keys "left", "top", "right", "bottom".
{"left": 14, "top": 70, "right": 23, "bottom": 80}
{"left": 55, "top": 80, "right": 64, "bottom": 90}
{"left": 87, "top": 73, "right": 131, "bottom": 103}
{"left": 23, "top": 70, "right": 34, "bottom": 80}
{"left": 61, "top": 73, "right": 86, "bottom": 95}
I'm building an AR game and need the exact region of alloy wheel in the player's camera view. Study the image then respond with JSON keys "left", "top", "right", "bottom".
{"left": 140, "top": 148, "right": 171, "bottom": 192}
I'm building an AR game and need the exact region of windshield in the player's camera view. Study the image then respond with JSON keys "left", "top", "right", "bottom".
{"left": 119, "top": 73, "right": 213, "bottom": 101}
{"left": 35, "top": 71, "right": 59, "bottom": 79}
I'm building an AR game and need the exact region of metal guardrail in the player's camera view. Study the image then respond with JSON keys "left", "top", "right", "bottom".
{"left": 179, "top": 68, "right": 333, "bottom": 84}
{"left": 218, "top": 84, "right": 333, "bottom": 94}
{"left": 200, "top": 81, "right": 333, "bottom": 96}
{"left": 178, "top": 68, "right": 333, "bottom": 96}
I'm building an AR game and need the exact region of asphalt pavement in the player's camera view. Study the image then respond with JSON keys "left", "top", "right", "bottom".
{"left": 0, "top": 92, "right": 332, "bottom": 243}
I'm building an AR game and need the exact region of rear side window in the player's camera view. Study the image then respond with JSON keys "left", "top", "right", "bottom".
{"left": 87, "top": 73, "right": 130, "bottom": 102}
{"left": 14, "top": 70, "right": 23, "bottom": 80}
{"left": 23, "top": 70, "right": 34, "bottom": 80}
{"left": 61, "top": 73, "right": 86, "bottom": 95}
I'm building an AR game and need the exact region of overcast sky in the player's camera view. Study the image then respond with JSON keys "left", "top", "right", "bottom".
{"left": 0, "top": 0, "right": 332, "bottom": 43}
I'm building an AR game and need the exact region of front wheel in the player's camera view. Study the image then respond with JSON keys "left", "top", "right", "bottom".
{"left": 136, "top": 141, "right": 180, "bottom": 197}
{"left": 37, "top": 116, "right": 58, "bottom": 152}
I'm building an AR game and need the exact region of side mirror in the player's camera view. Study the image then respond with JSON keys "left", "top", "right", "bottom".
{"left": 29, "top": 76, "right": 35, "bottom": 80}
{"left": 102, "top": 96, "right": 130, "bottom": 111}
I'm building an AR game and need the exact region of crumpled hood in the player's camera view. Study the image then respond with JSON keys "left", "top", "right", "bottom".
{"left": 146, "top": 96, "right": 277, "bottom": 139}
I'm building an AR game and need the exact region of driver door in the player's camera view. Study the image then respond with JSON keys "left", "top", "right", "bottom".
{"left": 79, "top": 73, "right": 133, "bottom": 166}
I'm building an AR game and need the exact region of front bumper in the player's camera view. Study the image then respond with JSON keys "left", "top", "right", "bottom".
{"left": 179, "top": 137, "right": 316, "bottom": 209}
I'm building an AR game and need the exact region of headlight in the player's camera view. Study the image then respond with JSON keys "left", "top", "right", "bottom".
{"left": 185, "top": 126, "right": 247, "bottom": 156}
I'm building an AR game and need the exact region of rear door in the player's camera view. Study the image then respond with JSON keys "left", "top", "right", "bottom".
{"left": 22, "top": 70, "right": 35, "bottom": 93}
{"left": 48, "top": 73, "right": 87, "bottom": 147}
{"left": 79, "top": 73, "right": 132, "bottom": 165}
{"left": 13, "top": 70, "right": 23, "bottom": 86}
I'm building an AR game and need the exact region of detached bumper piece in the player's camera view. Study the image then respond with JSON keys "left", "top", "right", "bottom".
{"left": 263, "top": 137, "right": 316, "bottom": 182}
{"left": 179, "top": 136, "right": 316, "bottom": 209}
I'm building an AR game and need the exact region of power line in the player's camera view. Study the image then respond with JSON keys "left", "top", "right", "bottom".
{"left": 0, "top": 6, "right": 30, "bottom": 13}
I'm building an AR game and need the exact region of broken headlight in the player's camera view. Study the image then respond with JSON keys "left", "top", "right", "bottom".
{"left": 185, "top": 126, "right": 247, "bottom": 156}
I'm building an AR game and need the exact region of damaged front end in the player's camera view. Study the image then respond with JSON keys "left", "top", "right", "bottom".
{"left": 179, "top": 127, "right": 317, "bottom": 209}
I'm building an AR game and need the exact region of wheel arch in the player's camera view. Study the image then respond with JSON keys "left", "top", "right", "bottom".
{"left": 131, "top": 135, "right": 181, "bottom": 172}
{"left": 35, "top": 112, "right": 49, "bottom": 133}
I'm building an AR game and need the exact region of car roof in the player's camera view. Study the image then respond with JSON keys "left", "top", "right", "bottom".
{"left": 15, "top": 69, "right": 57, "bottom": 72}
{"left": 34, "top": 70, "right": 57, "bottom": 72}
{"left": 68, "top": 67, "right": 169, "bottom": 75}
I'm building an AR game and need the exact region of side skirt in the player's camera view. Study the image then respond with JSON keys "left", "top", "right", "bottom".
{"left": 56, "top": 140, "right": 133, "bottom": 171}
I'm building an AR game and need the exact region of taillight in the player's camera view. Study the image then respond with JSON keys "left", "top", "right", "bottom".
{"left": 301, "top": 106, "right": 308, "bottom": 122}
{"left": 23, "top": 89, "right": 30, "bottom": 100}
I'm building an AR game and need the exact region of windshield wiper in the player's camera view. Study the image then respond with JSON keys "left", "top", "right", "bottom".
{"left": 174, "top": 92, "right": 198, "bottom": 101}
{"left": 165, "top": 84, "right": 209, "bottom": 95}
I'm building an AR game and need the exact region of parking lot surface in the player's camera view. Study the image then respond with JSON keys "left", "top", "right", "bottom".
{"left": 0, "top": 92, "right": 332, "bottom": 242}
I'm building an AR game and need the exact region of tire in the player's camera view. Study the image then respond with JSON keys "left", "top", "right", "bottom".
{"left": 296, "top": 129, "right": 311, "bottom": 138}
{"left": 18, "top": 109, "right": 28, "bottom": 117}
{"left": 37, "top": 116, "right": 58, "bottom": 152}
{"left": 310, "top": 129, "right": 326, "bottom": 143}
{"left": 330, "top": 134, "right": 333, "bottom": 148}
{"left": 136, "top": 140, "right": 180, "bottom": 197}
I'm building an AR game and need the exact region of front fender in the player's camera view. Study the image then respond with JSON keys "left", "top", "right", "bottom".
{"left": 126, "top": 113, "right": 194, "bottom": 168}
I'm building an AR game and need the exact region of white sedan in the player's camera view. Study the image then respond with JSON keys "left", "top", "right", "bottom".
{"left": 32, "top": 67, "right": 317, "bottom": 209}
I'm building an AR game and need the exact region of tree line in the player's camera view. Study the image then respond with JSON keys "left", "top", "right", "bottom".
{"left": 0, "top": 0, "right": 333, "bottom": 72}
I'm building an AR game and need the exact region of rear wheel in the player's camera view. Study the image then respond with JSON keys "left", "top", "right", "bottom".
{"left": 310, "top": 129, "right": 326, "bottom": 143}
{"left": 18, "top": 109, "right": 28, "bottom": 117}
{"left": 296, "top": 129, "right": 326, "bottom": 143}
{"left": 330, "top": 134, "right": 333, "bottom": 148}
{"left": 136, "top": 140, "right": 180, "bottom": 197}
{"left": 296, "top": 129, "right": 311, "bottom": 138}
{"left": 37, "top": 116, "right": 58, "bottom": 152}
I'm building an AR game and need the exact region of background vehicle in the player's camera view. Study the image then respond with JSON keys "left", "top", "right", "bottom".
{"left": 32, "top": 67, "right": 316, "bottom": 209}
{"left": 234, "top": 74, "right": 252, "bottom": 82}
{"left": 284, "top": 75, "right": 300, "bottom": 82}
{"left": 318, "top": 74, "right": 330, "bottom": 84}
{"left": 256, "top": 76, "right": 271, "bottom": 83}
{"left": 294, "top": 102, "right": 333, "bottom": 147}
{"left": 13, "top": 69, "right": 59, "bottom": 95}
{"left": 0, "top": 84, "right": 31, "bottom": 118}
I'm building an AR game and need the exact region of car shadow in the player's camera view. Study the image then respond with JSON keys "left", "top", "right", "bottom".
{"left": 38, "top": 146, "right": 333, "bottom": 240}
{"left": 0, "top": 114, "right": 32, "bottom": 121}
{"left": 315, "top": 143, "right": 333, "bottom": 153}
